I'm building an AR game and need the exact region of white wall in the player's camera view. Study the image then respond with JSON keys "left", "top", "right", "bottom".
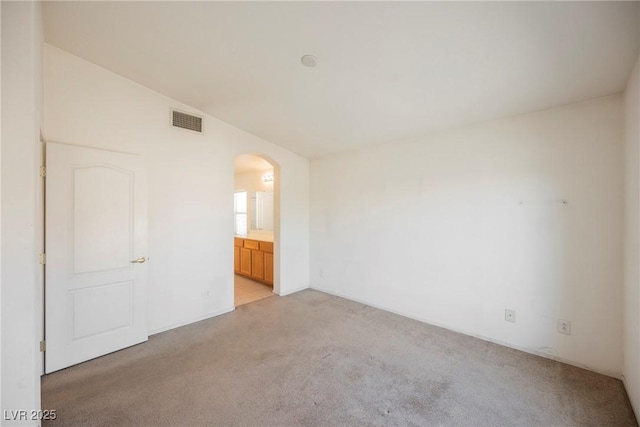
{"left": 311, "top": 95, "right": 624, "bottom": 376}
{"left": 44, "top": 45, "right": 310, "bottom": 332}
{"left": 1, "top": 1, "right": 44, "bottom": 425}
{"left": 235, "top": 169, "right": 275, "bottom": 194}
{"left": 623, "top": 55, "right": 640, "bottom": 416}
{"left": 1, "top": 1, "right": 3, "bottom": 415}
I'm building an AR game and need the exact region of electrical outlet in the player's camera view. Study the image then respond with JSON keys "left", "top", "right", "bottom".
{"left": 557, "top": 319, "right": 571, "bottom": 335}
{"left": 505, "top": 309, "right": 516, "bottom": 323}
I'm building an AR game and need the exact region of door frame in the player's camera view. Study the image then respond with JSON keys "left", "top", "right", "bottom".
{"left": 233, "top": 153, "right": 281, "bottom": 295}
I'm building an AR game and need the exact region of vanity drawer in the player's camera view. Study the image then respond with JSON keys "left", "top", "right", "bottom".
{"left": 259, "top": 242, "right": 273, "bottom": 253}
{"left": 244, "top": 239, "right": 260, "bottom": 250}
{"left": 234, "top": 237, "right": 244, "bottom": 247}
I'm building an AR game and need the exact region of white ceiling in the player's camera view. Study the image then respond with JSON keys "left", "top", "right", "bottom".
{"left": 43, "top": 1, "right": 639, "bottom": 159}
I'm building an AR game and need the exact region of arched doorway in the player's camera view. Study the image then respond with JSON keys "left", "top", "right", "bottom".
{"left": 233, "top": 154, "right": 280, "bottom": 305}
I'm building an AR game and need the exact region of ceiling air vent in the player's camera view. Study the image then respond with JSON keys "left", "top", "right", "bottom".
{"left": 171, "top": 109, "right": 203, "bottom": 133}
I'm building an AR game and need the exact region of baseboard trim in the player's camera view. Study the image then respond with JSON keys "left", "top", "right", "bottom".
{"left": 621, "top": 375, "right": 640, "bottom": 420}
{"left": 278, "top": 285, "right": 310, "bottom": 297}
{"left": 311, "top": 285, "right": 621, "bottom": 380}
{"left": 149, "top": 306, "right": 235, "bottom": 335}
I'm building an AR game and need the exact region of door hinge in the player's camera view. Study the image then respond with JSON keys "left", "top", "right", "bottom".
{"left": 40, "top": 166, "right": 46, "bottom": 178}
{"left": 40, "top": 341, "right": 46, "bottom": 352}
{"left": 39, "top": 253, "right": 46, "bottom": 265}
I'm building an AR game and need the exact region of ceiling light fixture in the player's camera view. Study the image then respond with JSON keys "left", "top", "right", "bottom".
{"left": 301, "top": 55, "right": 318, "bottom": 68}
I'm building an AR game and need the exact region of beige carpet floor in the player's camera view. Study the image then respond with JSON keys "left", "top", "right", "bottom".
{"left": 42, "top": 289, "right": 637, "bottom": 426}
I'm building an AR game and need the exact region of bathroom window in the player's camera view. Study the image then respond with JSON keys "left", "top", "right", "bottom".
{"left": 234, "top": 191, "right": 248, "bottom": 236}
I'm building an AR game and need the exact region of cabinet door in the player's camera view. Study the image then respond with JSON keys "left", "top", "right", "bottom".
{"left": 264, "top": 252, "right": 273, "bottom": 285}
{"left": 251, "top": 250, "right": 264, "bottom": 280}
{"left": 240, "top": 247, "right": 252, "bottom": 276}
{"left": 234, "top": 246, "right": 240, "bottom": 273}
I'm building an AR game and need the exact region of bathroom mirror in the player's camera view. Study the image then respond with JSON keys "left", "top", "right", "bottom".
{"left": 249, "top": 191, "right": 274, "bottom": 231}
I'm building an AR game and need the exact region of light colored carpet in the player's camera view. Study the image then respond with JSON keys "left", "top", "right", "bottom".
{"left": 42, "top": 289, "right": 637, "bottom": 426}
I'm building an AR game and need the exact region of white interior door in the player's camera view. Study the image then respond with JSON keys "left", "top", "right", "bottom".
{"left": 45, "top": 142, "right": 148, "bottom": 373}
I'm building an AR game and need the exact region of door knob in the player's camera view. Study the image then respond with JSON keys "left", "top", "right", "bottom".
{"left": 131, "top": 256, "right": 146, "bottom": 264}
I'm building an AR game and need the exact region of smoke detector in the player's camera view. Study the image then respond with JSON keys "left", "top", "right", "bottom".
{"left": 301, "top": 55, "right": 318, "bottom": 68}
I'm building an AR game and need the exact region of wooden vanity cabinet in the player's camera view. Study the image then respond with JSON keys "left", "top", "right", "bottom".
{"left": 251, "top": 251, "right": 264, "bottom": 280}
{"left": 233, "top": 238, "right": 242, "bottom": 273}
{"left": 233, "top": 237, "right": 273, "bottom": 287}
{"left": 240, "top": 248, "right": 252, "bottom": 276}
{"left": 264, "top": 252, "right": 274, "bottom": 284}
